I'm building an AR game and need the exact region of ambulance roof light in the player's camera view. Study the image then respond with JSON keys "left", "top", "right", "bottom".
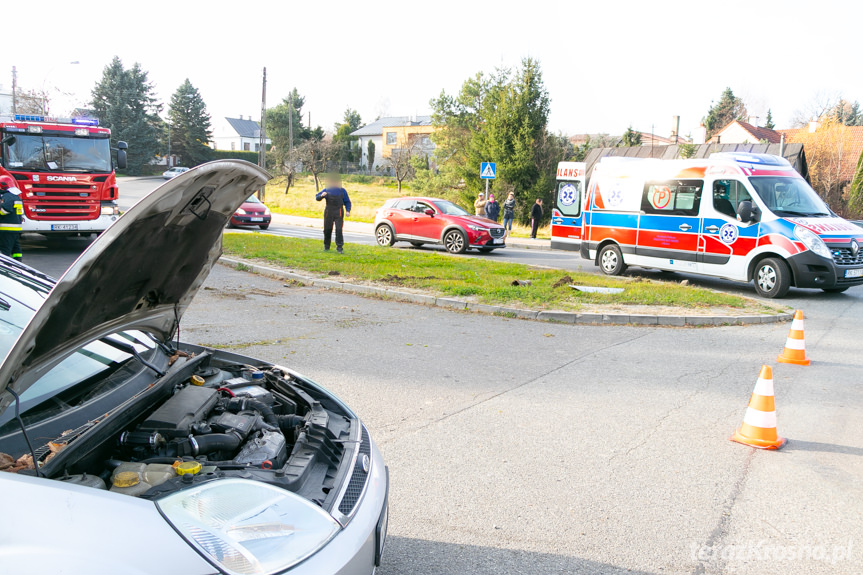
{"left": 709, "top": 152, "right": 790, "bottom": 167}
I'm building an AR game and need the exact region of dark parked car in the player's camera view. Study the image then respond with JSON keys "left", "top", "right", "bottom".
{"left": 0, "top": 161, "right": 388, "bottom": 575}
{"left": 374, "top": 196, "right": 507, "bottom": 253}
{"left": 228, "top": 194, "right": 272, "bottom": 229}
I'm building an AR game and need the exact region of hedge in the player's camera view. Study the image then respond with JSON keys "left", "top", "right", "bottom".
{"left": 209, "top": 150, "right": 261, "bottom": 163}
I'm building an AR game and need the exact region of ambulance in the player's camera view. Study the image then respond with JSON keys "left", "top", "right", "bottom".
{"left": 550, "top": 153, "right": 863, "bottom": 298}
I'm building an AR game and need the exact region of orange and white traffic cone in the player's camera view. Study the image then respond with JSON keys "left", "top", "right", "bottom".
{"left": 731, "top": 365, "right": 786, "bottom": 450}
{"left": 777, "top": 310, "right": 810, "bottom": 366}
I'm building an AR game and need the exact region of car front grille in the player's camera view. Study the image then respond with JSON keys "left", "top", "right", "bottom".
{"left": 489, "top": 228, "right": 505, "bottom": 239}
{"left": 831, "top": 247, "right": 863, "bottom": 266}
{"left": 338, "top": 426, "right": 371, "bottom": 516}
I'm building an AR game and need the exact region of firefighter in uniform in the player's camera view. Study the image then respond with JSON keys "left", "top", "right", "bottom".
{"left": 0, "top": 176, "right": 23, "bottom": 261}
{"left": 314, "top": 174, "right": 352, "bottom": 253}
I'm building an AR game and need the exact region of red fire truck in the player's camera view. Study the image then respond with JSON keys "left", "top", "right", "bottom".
{"left": 0, "top": 114, "right": 127, "bottom": 235}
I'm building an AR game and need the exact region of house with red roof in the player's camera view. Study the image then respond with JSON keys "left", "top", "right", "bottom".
{"left": 707, "top": 120, "right": 783, "bottom": 144}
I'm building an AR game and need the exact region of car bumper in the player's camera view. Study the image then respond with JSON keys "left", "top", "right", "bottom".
{"left": 230, "top": 215, "right": 271, "bottom": 226}
{"left": 787, "top": 251, "right": 863, "bottom": 289}
{"left": 468, "top": 231, "right": 506, "bottom": 249}
{"left": 22, "top": 214, "right": 120, "bottom": 234}
{"left": 288, "top": 440, "right": 389, "bottom": 575}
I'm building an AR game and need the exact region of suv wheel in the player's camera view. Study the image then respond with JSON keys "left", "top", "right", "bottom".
{"left": 376, "top": 224, "right": 395, "bottom": 247}
{"left": 443, "top": 229, "right": 467, "bottom": 254}
{"left": 753, "top": 257, "right": 791, "bottom": 298}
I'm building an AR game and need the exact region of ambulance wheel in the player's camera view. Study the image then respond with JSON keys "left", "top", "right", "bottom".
{"left": 598, "top": 244, "right": 627, "bottom": 276}
{"left": 753, "top": 257, "right": 791, "bottom": 298}
{"left": 822, "top": 287, "right": 848, "bottom": 293}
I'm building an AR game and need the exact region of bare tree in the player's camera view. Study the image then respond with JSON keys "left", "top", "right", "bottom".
{"left": 14, "top": 88, "right": 49, "bottom": 115}
{"left": 385, "top": 139, "right": 422, "bottom": 192}
{"left": 790, "top": 91, "right": 842, "bottom": 128}
{"left": 297, "top": 137, "right": 339, "bottom": 191}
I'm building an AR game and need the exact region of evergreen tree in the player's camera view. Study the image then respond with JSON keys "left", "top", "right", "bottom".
{"left": 91, "top": 57, "right": 162, "bottom": 175}
{"left": 333, "top": 108, "right": 362, "bottom": 163}
{"left": 703, "top": 87, "right": 748, "bottom": 139}
{"left": 367, "top": 140, "right": 375, "bottom": 172}
{"left": 430, "top": 58, "right": 561, "bottom": 223}
{"left": 620, "top": 126, "right": 642, "bottom": 147}
{"left": 167, "top": 79, "right": 212, "bottom": 167}
{"left": 764, "top": 109, "right": 775, "bottom": 130}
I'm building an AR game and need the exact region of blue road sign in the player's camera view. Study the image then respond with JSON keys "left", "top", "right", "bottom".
{"left": 480, "top": 162, "right": 496, "bottom": 179}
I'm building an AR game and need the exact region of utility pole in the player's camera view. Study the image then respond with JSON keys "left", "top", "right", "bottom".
{"left": 258, "top": 67, "right": 267, "bottom": 201}
{"left": 288, "top": 90, "right": 294, "bottom": 155}
{"left": 11, "top": 66, "right": 17, "bottom": 115}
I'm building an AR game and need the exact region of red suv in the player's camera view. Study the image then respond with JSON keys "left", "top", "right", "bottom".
{"left": 374, "top": 197, "right": 506, "bottom": 253}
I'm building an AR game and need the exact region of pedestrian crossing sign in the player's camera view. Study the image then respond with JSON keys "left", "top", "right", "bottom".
{"left": 480, "top": 162, "right": 496, "bottom": 179}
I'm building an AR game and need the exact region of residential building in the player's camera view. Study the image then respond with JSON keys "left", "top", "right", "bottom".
{"left": 0, "top": 84, "right": 12, "bottom": 116}
{"left": 779, "top": 121, "right": 863, "bottom": 182}
{"left": 211, "top": 116, "right": 270, "bottom": 152}
{"left": 350, "top": 115, "right": 434, "bottom": 171}
{"left": 707, "top": 120, "right": 783, "bottom": 144}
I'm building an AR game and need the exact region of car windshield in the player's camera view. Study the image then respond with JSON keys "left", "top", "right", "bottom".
{"left": 0, "top": 265, "right": 155, "bottom": 429}
{"left": 245, "top": 195, "right": 262, "bottom": 204}
{"left": 3, "top": 133, "right": 112, "bottom": 173}
{"left": 434, "top": 200, "right": 470, "bottom": 216}
{"left": 748, "top": 176, "right": 831, "bottom": 217}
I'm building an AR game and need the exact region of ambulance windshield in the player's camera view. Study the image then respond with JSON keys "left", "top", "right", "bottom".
{"left": 748, "top": 177, "right": 831, "bottom": 217}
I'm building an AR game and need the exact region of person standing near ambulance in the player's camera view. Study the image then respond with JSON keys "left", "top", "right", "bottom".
{"left": 0, "top": 176, "right": 23, "bottom": 261}
{"left": 315, "top": 174, "right": 352, "bottom": 253}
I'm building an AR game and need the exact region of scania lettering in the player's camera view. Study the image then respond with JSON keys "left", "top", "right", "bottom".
{"left": 550, "top": 153, "right": 863, "bottom": 298}
{"left": 0, "top": 115, "right": 127, "bottom": 236}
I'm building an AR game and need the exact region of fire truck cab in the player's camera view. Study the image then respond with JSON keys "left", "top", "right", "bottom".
{"left": 0, "top": 114, "right": 126, "bottom": 236}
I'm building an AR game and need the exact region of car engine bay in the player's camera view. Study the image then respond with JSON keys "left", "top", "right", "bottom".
{"left": 39, "top": 352, "right": 362, "bottom": 515}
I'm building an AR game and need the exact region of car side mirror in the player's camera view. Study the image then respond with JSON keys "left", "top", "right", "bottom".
{"left": 736, "top": 200, "right": 758, "bottom": 223}
{"left": 424, "top": 208, "right": 434, "bottom": 217}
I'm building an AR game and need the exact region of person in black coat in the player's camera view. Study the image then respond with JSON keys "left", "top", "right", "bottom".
{"left": 530, "top": 198, "right": 543, "bottom": 239}
{"left": 484, "top": 194, "right": 500, "bottom": 222}
{"left": 315, "top": 174, "right": 352, "bottom": 253}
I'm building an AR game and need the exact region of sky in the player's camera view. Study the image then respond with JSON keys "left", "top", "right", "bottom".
{"left": 2, "top": 0, "right": 860, "bottom": 140}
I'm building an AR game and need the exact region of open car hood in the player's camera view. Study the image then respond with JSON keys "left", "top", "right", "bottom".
{"left": 0, "top": 160, "right": 270, "bottom": 414}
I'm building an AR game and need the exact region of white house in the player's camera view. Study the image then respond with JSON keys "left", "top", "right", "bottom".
{"left": 0, "top": 84, "right": 13, "bottom": 116}
{"left": 211, "top": 116, "right": 271, "bottom": 152}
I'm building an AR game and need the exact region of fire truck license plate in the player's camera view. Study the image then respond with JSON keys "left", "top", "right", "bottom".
{"left": 846, "top": 269, "right": 863, "bottom": 278}
{"left": 51, "top": 224, "right": 78, "bottom": 231}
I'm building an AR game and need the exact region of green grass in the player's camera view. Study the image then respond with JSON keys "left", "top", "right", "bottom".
{"left": 262, "top": 175, "right": 408, "bottom": 223}
{"left": 222, "top": 233, "right": 768, "bottom": 313}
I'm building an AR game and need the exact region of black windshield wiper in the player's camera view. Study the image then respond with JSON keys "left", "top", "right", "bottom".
{"left": 99, "top": 337, "right": 165, "bottom": 377}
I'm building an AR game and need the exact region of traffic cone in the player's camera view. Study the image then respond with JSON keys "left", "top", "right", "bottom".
{"left": 777, "top": 310, "right": 810, "bottom": 366}
{"left": 731, "top": 365, "right": 786, "bottom": 450}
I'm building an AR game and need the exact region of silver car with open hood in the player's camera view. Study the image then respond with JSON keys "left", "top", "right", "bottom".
{"left": 0, "top": 161, "right": 388, "bottom": 575}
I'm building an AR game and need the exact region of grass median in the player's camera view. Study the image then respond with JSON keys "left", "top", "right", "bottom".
{"left": 222, "top": 233, "right": 776, "bottom": 314}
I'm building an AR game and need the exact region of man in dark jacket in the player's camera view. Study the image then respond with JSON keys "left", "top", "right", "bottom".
{"left": 530, "top": 198, "right": 543, "bottom": 239}
{"left": 315, "top": 174, "right": 352, "bottom": 253}
{"left": 0, "top": 176, "right": 23, "bottom": 260}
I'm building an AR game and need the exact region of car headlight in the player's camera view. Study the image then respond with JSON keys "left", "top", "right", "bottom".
{"left": 467, "top": 225, "right": 488, "bottom": 232}
{"left": 156, "top": 479, "right": 340, "bottom": 575}
{"left": 236, "top": 208, "right": 247, "bottom": 215}
{"left": 793, "top": 225, "right": 832, "bottom": 259}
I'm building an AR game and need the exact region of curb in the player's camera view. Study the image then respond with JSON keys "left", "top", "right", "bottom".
{"left": 219, "top": 257, "right": 793, "bottom": 327}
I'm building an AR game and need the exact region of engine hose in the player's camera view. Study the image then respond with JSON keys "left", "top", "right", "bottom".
{"left": 190, "top": 433, "right": 242, "bottom": 456}
{"left": 226, "top": 398, "right": 278, "bottom": 426}
{"left": 277, "top": 415, "right": 305, "bottom": 431}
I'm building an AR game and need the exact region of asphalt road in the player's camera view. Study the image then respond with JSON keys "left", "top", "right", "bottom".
{"left": 16, "top": 175, "right": 863, "bottom": 574}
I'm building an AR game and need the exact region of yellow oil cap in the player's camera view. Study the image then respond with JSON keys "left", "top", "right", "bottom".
{"left": 190, "top": 375, "right": 205, "bottom": 386}
{"left": 113, "top": 471, "right": 140, "bottom": 488}
{"left": 176, "top": 461, "right": 202, "bottom": 476}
